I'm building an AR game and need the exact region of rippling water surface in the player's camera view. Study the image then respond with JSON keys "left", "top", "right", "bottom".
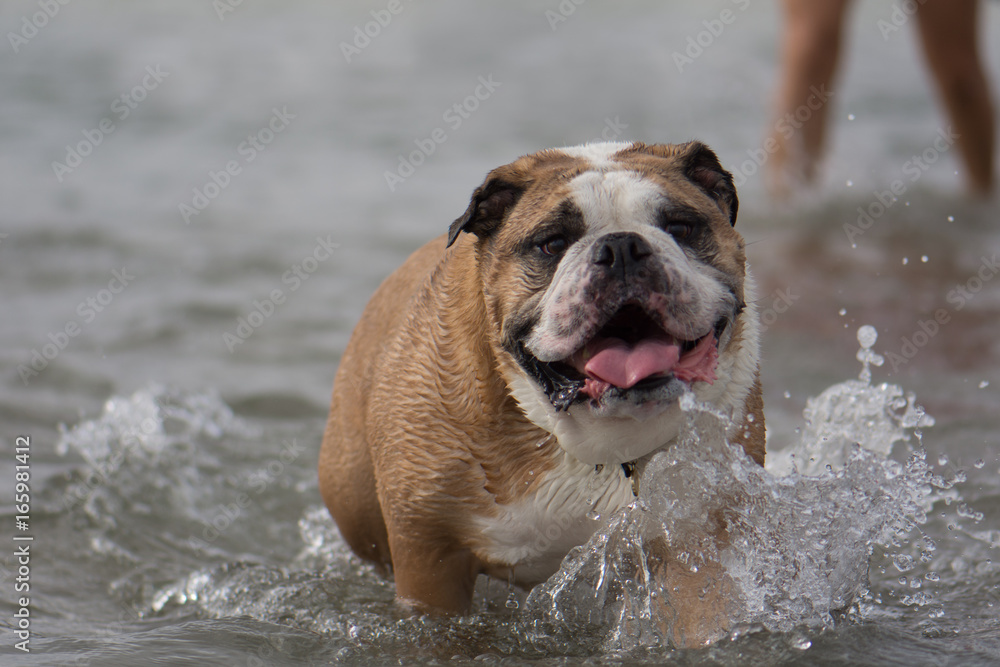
{"left": 2, "top": 1, "right": 999, "bottom": 664}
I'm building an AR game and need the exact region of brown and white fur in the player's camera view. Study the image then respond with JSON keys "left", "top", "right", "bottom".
{"left": 319, "top": 141, "right": 765, "bottom": 641}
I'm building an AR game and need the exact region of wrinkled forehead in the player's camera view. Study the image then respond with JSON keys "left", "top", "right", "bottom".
{"left": 520, "top": 142, "right": 707, "bottom": 226}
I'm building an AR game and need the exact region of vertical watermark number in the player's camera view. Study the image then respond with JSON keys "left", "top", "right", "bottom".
{"left": 13, "top": 436, "right": 32, "bottom": 653}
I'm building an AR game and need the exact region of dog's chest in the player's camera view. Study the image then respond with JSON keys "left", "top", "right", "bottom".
{"left": 473, "top": 451, "right": 635, "bottom": 585}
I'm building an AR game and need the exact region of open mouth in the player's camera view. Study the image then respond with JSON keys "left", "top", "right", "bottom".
{"left": 565, "top": 305, "right": 720, "bottom": 399}
{"left": 520, "top": 304, "right": 727, "bottom": 412}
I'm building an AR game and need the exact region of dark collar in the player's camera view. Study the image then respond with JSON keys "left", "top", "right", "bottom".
{"left": 595, "top": 461, "right": 640, "bottom": 496}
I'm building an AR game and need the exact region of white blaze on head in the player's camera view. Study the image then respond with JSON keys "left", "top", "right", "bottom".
{"left": 567, "top": 169, "right": 667, "bottom": 237}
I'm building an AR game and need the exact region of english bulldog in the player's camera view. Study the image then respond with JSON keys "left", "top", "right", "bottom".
{"left": 319, "top": 141, "right": 765, "bottom": 644}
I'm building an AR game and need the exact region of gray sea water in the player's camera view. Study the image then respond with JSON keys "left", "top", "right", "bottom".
{"left": 2, "top": 0, "right": 1000, "bottom": 664}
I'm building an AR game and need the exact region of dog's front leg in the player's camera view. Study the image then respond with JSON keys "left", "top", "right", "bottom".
{"left": 390, "top": 534, "right": 481, "bottom": 615}
{"left": 634, "top": 522, "right": 740, "bottom": 650}
{"left": 650, "top": 553, "right": 736, "bottom": 648}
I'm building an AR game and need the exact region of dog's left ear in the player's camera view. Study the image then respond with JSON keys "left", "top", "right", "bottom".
{"left": 678, "top": 141, "right": 739, "bottom": 226}
{"left": 447, "top": 172, "right": 526, "bottom": 248}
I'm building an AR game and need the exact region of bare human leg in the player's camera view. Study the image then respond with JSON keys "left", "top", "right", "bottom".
{"left": 915, "top": 0, "right": 996, "bottom": 196}
{"left": 766, "top": 0, "right": 852, "bottom": 198}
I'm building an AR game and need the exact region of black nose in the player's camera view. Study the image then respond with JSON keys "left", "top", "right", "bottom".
{"left": 591, "top": 232, "right": 652, "bottom": 280}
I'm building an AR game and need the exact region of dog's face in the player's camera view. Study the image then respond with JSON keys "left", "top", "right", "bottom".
{"left": 448, "top": 142, "right": 760, "bottom": 466}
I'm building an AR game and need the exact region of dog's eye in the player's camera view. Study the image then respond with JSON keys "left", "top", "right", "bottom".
{"left": 539, "top": 235, "right": 569, "bottom": 257}
{"left": 665, "top": 222, "right": 695, "bottom": 241}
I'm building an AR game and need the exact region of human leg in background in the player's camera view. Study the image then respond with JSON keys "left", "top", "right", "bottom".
{"left": 915, "top": 0, "right": 995, "bottom": 196}
{"left": 766, "top": 0, "right": 852, "bottom": 197}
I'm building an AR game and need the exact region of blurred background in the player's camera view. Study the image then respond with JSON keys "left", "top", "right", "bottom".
{"left": 2, "top": 0, "right": 999, "bottom": 664}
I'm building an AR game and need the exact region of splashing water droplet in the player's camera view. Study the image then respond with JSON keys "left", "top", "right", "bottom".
{"left": 894, "top": 554, "right": 916, "bottom": 572}
{"left": 979, "top": 381, "right": 989, "bottom": 389}
{"left": 921, "top": 255, "right": 928, "bottom": 263}
{"left": 857, "top": 326, "right": 878, "bottom": 349}
{"left": 947, "top": 215, "right": 955, "bottom": 222}
{"left": 847, "top": 113, "right": 855, "bottom": 121}
{"left": 974, "top": 459, "right": 985, "bottom": 469}
{"left": 957, "top": 503, "right": 984, "bottom": 522}
{"left": 784, "top": 390, "right": 792, "bottom": 399}
{"left": 846, "top": 180, "right": 853, "bottom": 187}
{"left": 790, "top": 632, "right": 812, "bottom": 650}
{"left": 937, "top": 454, "right": 949, "bottom": 466}
{"left": 855, "top": 326, "right": 883, "bottom": 384}
{"left": 839, "top": 308, "right": 847, "bottom": 316}
{"left": 902, "top": 257, "right": 909, "bottom": 265}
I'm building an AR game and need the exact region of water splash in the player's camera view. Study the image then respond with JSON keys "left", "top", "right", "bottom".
{"left": 57, "top": 344, "right": 982, "bottom": 658}
{"left": 769, "top": 325, "right": 933, "bottom": 477}
{"left": 523, "top": 325, "right": 946, "bottom": 650}
{"left": 57, "top": 383, "right": 255, "bottom": 468}
{"left": 52, "top": 383, "right": 260, "bottom": 522}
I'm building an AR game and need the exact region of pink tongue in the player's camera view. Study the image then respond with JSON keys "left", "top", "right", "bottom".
{"left": 583, "top": 338, "right": 681, "bottom": 389}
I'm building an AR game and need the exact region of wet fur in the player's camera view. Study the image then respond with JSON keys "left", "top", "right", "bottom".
{"left": 318, "top": 142, "right": 766, "bottom": 638}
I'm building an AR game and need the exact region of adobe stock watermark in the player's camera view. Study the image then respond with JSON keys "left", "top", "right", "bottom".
{"left": 7, "top": 0, "right": 71, "bottom": 54}
{"left": 17, "top": 268, "right": 135, "bottom": 386}
{"left": 586, "top": 116, "right": 629, "bottom": 144}
{"left": 527, "top": 510, "right": 577, "bottom": 560}
{"left": 672, "top": 0, "right": 751, "bottom": 73}
{"left": 51, "top": 65, "right": 169, "bottom": 182}
{"left": 188, "top": 439, "right": 304, "bottom": 550}
{"left": 59, "top": 416, "right": 159, "bottom": 512}
{"left": 246, "top": 633, "right": 287, "bottom": 667}
{"left": 885, "top": 254, "right": 999, "bottom": 371}
{"left": 179, "top": 106, "right": 295, "bottom": 224}
{"left": 877, "top": 0, "right": 928, "bottom": 41}
{"left": 843, "top": 126, "right": 958, "bottom": 246}
{"left": 222, "top": 235, "right": 338, "bottom": 352}
{"left": 545, "top": 0, "right": 586, "bottom": 31}
{"left": 730, "top": 84, "right": 833, "bottom": 187}
{"left": 757, "top": 286, "right": 800, "bottom": 333}
{"left": 383, "top": 74, "right": 502, "bottom": 192}
{"left": 68, "top": 600, "right": 144, "bottom": 666}
{"left": 213, "top": 0, "right": 245, "bottom": 21}
{"left": 340, "top": 0, "right": 412, "bottom": 63}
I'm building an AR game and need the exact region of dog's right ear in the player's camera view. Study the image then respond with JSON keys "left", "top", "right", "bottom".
{"left": 447, "top": 173, "right": 526, "bottom": 248}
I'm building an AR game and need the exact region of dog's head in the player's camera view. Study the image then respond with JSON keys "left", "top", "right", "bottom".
{"left": 449, "top": 141, "right": 760, "bottom": 466}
